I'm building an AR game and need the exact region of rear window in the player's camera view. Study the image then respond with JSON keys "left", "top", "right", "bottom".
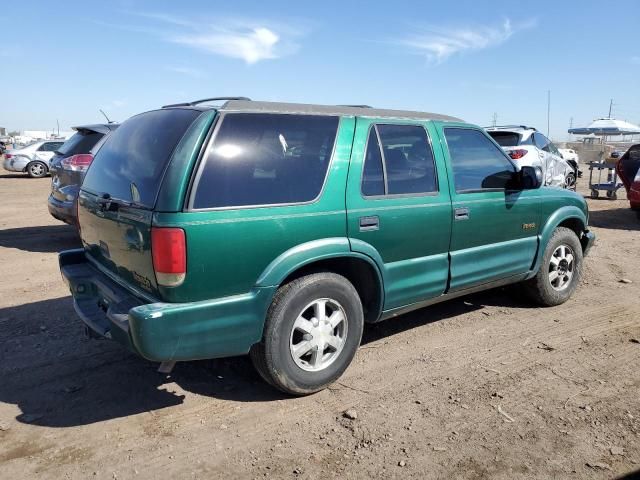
{"left": 57, "top": 130, "right": 104, "bottom": 156}
{"left": 487, "top": 131, "right": 521, "bottom": 147}
{"left": 82, "top": 109, "right": 200, "bottom": 207}
{"left": 191, "top": 113, "right": 339, "bottom": 209}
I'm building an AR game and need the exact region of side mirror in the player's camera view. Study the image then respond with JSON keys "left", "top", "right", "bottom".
{"left": 519, "top": 166, "right": 543, "bottom": 189}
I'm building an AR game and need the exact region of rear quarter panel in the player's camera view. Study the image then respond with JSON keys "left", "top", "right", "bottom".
{"left": 153, "top": 117, "right": 356, "bottom": 303}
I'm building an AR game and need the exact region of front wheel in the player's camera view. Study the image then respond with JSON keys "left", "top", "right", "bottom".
{"left": 27, "top": 161, "right": 48, "bottom": 178}
{"left": 522, "top": 227, "right": 583, "bottom": 306}
{"left": 250, "top": 272, "right": 364, "bottom": 395}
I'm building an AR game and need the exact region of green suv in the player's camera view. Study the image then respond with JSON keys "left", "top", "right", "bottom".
{"left": 60, "top": 98, "right": 595, "bottom": 395}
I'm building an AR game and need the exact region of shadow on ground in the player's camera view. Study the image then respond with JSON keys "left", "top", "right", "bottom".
{"left": 588, "top": 207, "right": 640, "bottom": 231}
{"left": 0, "top": 286, "right": 523, "bottom": 428}
{"left": 0, "top": 224, "right": 80, "bottom": 253}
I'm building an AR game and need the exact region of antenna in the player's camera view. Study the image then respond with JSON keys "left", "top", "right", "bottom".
{"left": 99, "top": 109, "right": 112, "bottom": 123}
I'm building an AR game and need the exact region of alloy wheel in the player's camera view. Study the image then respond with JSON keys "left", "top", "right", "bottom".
{"left": 548, "top": 244, "right": 575, "bottom": 291}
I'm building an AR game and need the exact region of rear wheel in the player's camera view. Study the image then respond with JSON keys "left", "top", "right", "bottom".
{"left": 523, "top": 227, "right": 583, "bottom": 306}
{"left": 27, "top": 161, "right": 47, "bottom": 178}
{"left": 591, "top": 189, "right": 600, "bottom": 199}
{"left": 250, "top": 272, "right": 364, "bottom": 395}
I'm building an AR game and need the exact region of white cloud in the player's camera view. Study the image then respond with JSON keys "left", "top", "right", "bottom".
{"left": 120, "top": 12, "right": 303, "bottom": 64}
{"left": 399, "top": 18, "right": 535, "bottom": 64}
{"left": 172, "top": 26, "right": 283, "bottom": 64}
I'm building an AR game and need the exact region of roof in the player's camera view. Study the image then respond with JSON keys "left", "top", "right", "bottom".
{"left": 568, "top": 118, "right": 640, "bottom": 136}
{"left": 218, "top": 100, "right": 463, "bottom": 122}
{"left": 71, "top": 123, "right": 119, "bottom": 134}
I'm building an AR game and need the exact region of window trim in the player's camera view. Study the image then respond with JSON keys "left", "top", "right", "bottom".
{"left": 443, "top": 126, "right": 518, "bottom": 195}
{"left": 186, "top": 111, "right": 341, "bottom": 212}
{"left": 360, "top": 122, "right": 440, "bottom": 200}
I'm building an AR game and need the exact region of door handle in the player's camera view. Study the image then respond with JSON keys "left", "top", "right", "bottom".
{"left": 454, "top": 207, "right": 470, "bottom": 221}
{"left": 359, "top": 215, "right": 379, "bottom": 231}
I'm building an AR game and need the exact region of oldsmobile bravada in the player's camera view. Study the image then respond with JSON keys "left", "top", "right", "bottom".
{"left": 60, "top": 98, "right": 595, "bottom": 395}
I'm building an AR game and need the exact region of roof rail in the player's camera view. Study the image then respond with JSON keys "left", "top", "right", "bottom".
{"left": 485, "top": 124, "right": 536, "bottom": 131}
{"left": 162, "top": 97, "right": 251, "bottom": 108}
{"left": 337, "top": 104, "right": 373, "bottom": 108}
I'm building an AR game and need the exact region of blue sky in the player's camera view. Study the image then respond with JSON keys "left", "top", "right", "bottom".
{"left": 1, "top": 0, "right": 639, "bottom": 140}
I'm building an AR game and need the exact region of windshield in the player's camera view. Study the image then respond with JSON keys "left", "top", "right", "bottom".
{"left": 82, "top": 108, "right": 201, "bottom": 208}
{"left": 487, "top": 131, "right": 521, "bottom": 147}
{"left": 57, "top": 130, "right": 104, "bottom": 156}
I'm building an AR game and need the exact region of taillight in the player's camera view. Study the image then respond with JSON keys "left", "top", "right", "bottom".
{"left": 151, "top": 227, "right": 186, "bottom": 287}
{"left": 5, "top": 153, "right": 11, "bottom": 159}
{"left": 61, "top": 154, "right": 93, "bottom": 172}
{"left": 508, "top": 149, "right": 528, "bottom": 160}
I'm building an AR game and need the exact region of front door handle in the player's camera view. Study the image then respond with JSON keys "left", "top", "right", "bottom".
{"left": 454, "top": 207, "right": 470, "bottom": 221}
{"left": 359, "top": 215, "right": 379, "bottom": 231}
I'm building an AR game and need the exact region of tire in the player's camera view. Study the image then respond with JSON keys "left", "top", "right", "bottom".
{"left": 591, "top": 189, "right": 600, "bottom": 199}
{"left": 250, "top": 272, "right": 364, "bottom": 395}
{"left": 522, "top": 227, "right": 583, "bottom": 307}
{"left": 606, "top": 190, "right": 617, "bottom": 200}
{"left": 565, "top": 172, "right": 577, "bottom": 190}
{"left": 27, "top": 161, "right": 48, "bottom": 178}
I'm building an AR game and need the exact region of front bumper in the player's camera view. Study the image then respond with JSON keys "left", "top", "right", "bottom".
{"left": 581, "top": 230, "right": 596, "bottom": 256}
{"left": 59, "top": 249, "right": 275, "bottom": 362}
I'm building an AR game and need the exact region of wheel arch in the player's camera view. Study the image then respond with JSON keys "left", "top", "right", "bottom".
{"left": 530, "top": 206, "right": 588, "bottom": 276}
{"left": 256, "top": 238, "right": 385, "bottom": 323}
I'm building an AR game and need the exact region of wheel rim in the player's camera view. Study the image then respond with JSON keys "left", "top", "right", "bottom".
{"left": 30, "top": 163, "right": 44, "bottom": 176}
{"left": 565, "top": 173, "right": 576, "bottom": 188}
{"left": 548, "top": 244, "right": 575, "bottom": 291}
{"left": 289, "top": 298, "right": 348, "bottom": 372}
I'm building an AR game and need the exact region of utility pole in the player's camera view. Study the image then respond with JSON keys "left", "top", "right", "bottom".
{"left": 492, "top": 112, "right": 497, "bottom": 127}
{"left": 608, "top": 98, "right": 613, "bottom": 118}
{"left": 569, "top": 117, "right": 573, "bottom": 140}
{"left": 547, "top": 90, "right": 551, "bottom": 137}
{"left": 56, "top": 119, "right": 60, "bottom": 137}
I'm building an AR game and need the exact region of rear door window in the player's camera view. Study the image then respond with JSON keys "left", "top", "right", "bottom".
{"left": 361, "top": 124, "right": 437, "bottom": 196}
{"left": 191, "top": 113, "right": 339, "bottom": 209}
{"left": 444, "top": 128, "right": 516, "bottom": 192}
{"left": 82, "top": 108, "right": 201, "bottom": 207}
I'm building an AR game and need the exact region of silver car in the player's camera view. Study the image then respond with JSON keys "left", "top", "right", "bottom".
{"left": 3, "top": 139, "right": 66, "bottom": 177}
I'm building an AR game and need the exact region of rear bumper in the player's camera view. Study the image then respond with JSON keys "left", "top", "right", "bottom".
{"left": 48, "top": 195, "right": 76, "bottom": 225}
{"left": 581, "top": 230, "right": 596, "bottom": 256}
{"left": 59, "top": 249, "right": 274, "bottom": 362}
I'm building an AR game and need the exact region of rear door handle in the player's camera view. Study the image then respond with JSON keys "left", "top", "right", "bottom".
{"left": 359, "top": 215, "right": 379, "bottom": 231}
{"left": 454, "top": 207, "right": 469, "bottom": 221}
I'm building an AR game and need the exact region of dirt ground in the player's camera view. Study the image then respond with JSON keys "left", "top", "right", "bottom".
{"left": 0, "top": 167, "right": 638, "bottom": 480}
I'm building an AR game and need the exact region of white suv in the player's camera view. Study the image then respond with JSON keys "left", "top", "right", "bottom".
{"left": 486, "top": 126, "right": 576, "bottom": 189}
{"left": 2, "top": 139, "right": 65, "bottom": 177}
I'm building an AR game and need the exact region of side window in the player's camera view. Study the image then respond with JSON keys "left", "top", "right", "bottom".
{"left": 361, "top": 128, "right": 385, "bottom": 196}
{"left": 444, "top": 128, "right": 516, "bottom": 192}
{"left": 40, "top": 142, "right": 62, "bottom": 152}
{"left": 361, "top": 124, "right": 437, "bottom": 196}
{"left": 192, "top": 113, "right": 339, "bottom": 209}
{"left": 534, "top": 133, "right": 550, "bottom": 151}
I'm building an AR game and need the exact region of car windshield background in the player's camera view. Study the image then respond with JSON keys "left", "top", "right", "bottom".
{"left": 487, "top": 131, "right": 521, "bottom": 147}
{"left": 444, "top": 128, "right": 515, "bottom": 192}
{"left": 192, "top": 113, "right": 339, "bottom": 209}
{"left": 57, "top": 131, "right": 104, "bottom": 156}
{"left": 362, "top": 124, "right": 437, "bottom": 196}
{"left": 82, "top": 108, "right": 200, "bottom": 207}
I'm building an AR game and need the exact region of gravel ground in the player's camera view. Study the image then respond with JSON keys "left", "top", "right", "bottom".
{"left": 0, "top": 168, "right": 638, "bottom": 479}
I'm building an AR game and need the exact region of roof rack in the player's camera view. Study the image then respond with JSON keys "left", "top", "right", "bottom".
{"left": 485, "top": 124, "right": 536, "bottom": 131}
{"left": 162, "top": 97, "right": 251, "bottom": 108}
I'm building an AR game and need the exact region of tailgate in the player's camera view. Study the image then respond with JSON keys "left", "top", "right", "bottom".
{"left": 78, "top": 190, "right": 158, "bottom": 296}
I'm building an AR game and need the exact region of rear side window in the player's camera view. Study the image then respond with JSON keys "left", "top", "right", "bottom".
{"left": 82, "top": 108, "right": 200, "bottom": 207}
{"left": 39, "top": 142, "right": 63, "bottom": 152}
{"left": 361, "top": 124, "right": 437, "bottom": 196}
{"left": 444, "top": 128, "right": 515, "bottom": 192}
{"left": 57, "top": 131, "right": 104, "bottom": 156}
{"left": 192, "top": 113, "right": 339, "bottom": 209}
{"left": 487, "top": 131, "right": 521, "bottom": 147}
